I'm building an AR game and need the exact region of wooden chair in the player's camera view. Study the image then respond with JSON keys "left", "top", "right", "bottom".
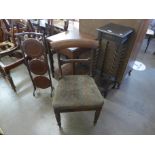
{"left": 0, "top": 20, "right": 27, "bottom": 92}
{"left": 0, "top": 41, "right": 24, "bottom": 92}
{"left": 50, "top": 39, "right": 104, "bottom": 128}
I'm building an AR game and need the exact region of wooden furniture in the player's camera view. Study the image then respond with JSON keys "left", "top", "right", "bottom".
{"left": 27, "top": 20, "right": 36, "bottom": 32}
{"left": 50, "top": 39, "right": 104, "bottom": 128}
{"left": 0, "top": 20, "right": 30, "bottom": 92}
{"left": 0, "top": 21, "right": 4, "bottom": 42}
{"left": 0, "top": 41, "right": 24, "bottom": 92}
{"left": 79, "top": 20, "right": 150, "bottom": 93}
{"left": 47, "top": 29, "right": 95, "bottom": 77}
{"left": 1, "top": 19, "right": 29, "bottom": 45}
{"left": 1, "top": 19, "right": 16, "bottom": 45}
{"left": 17, "top": 32, "right": 53, "bottom": 96}
{"left": 144, "top": 28, "right": 155, "bottom": 53}
{"left": 96, "top": 23, "right": 134, "bottom": 97}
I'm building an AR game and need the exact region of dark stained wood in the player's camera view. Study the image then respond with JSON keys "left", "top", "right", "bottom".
{"left": 0, "top": 21, "right": 4, "bottom": 42}
{"left": 47, "top": 30, "right": 96, "bottom": 75}
{"left": 17, "top": 32, "right": 53, "bottom": 96}
{"left": 51, "top": 39, "right": 104, "bottom": 128}
{"left": 0, "top": 20, "right": 28, "bottom": 92}
{"left": 96, "top": 23, "right": 134, "bottom": 97}
{"left": 0, "top": 41, "right": 24, "bottom": 92}
{"left": 50, "top": 39, "right": 98, "bottom": 50}
{"left": 52, "top": 39, "right": 98, "bottom": 79}
{"left": 54, "top": 109, "right": 61, "bottom": 127}
{"left": 27, "top": 20, "right": 35, "bottom": 32}
{"left": 33, "top": 76, "right": 51, "bottom": 89}
{"left": 29, "top": 59, "right": 48, "bottom": 75}
{"left": 47, "top": 29, "right": 95, "bottom": 42}
{"left": 1, "top": 19, "right": 28, "bottom": 45}
{"left": 144, "top": 29, "right": 154, "bottom": 53}
{"left": 22, "top": 39, "right": 44, "bottom": 58}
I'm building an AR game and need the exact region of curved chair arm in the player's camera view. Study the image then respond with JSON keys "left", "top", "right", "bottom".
{"left": 50, "top": 39, "right": 99, "bottom": 51}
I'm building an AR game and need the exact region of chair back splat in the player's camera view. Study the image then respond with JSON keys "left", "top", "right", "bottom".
{"left": 50, "top": 39, "right": 99, "bottom": 78}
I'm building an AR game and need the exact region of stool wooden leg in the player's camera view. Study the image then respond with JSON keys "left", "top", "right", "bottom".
{"left": 54, "top": 110, "right": 61, "bottom": 128}
{"left": 94, "top": 108, "right": 102, "bottom": 125}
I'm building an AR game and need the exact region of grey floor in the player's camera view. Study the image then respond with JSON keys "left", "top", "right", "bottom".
{"left": 0, "top": 38, "right": 155, "bottom": 135}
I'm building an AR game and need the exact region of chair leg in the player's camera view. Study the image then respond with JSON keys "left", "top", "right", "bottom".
{"left": 94, "top": 108, "right": 102, "bottom": 125}
{"left": 0, "top": 66, "right": 5, "bottom": 78}
{"left": 54, "top": 110, "right": 61, "bottom": 128}
{"left": 6, "top": 72, "right": 16, "bottom": 92}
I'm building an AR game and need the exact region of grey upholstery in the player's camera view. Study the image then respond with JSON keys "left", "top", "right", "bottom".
{"left": 53, "top": 75, "right": 104, "bottom": 110}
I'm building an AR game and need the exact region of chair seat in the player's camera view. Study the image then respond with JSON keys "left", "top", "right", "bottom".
{"left": 52, "top": 75, "right": 104, "bottom": 111}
